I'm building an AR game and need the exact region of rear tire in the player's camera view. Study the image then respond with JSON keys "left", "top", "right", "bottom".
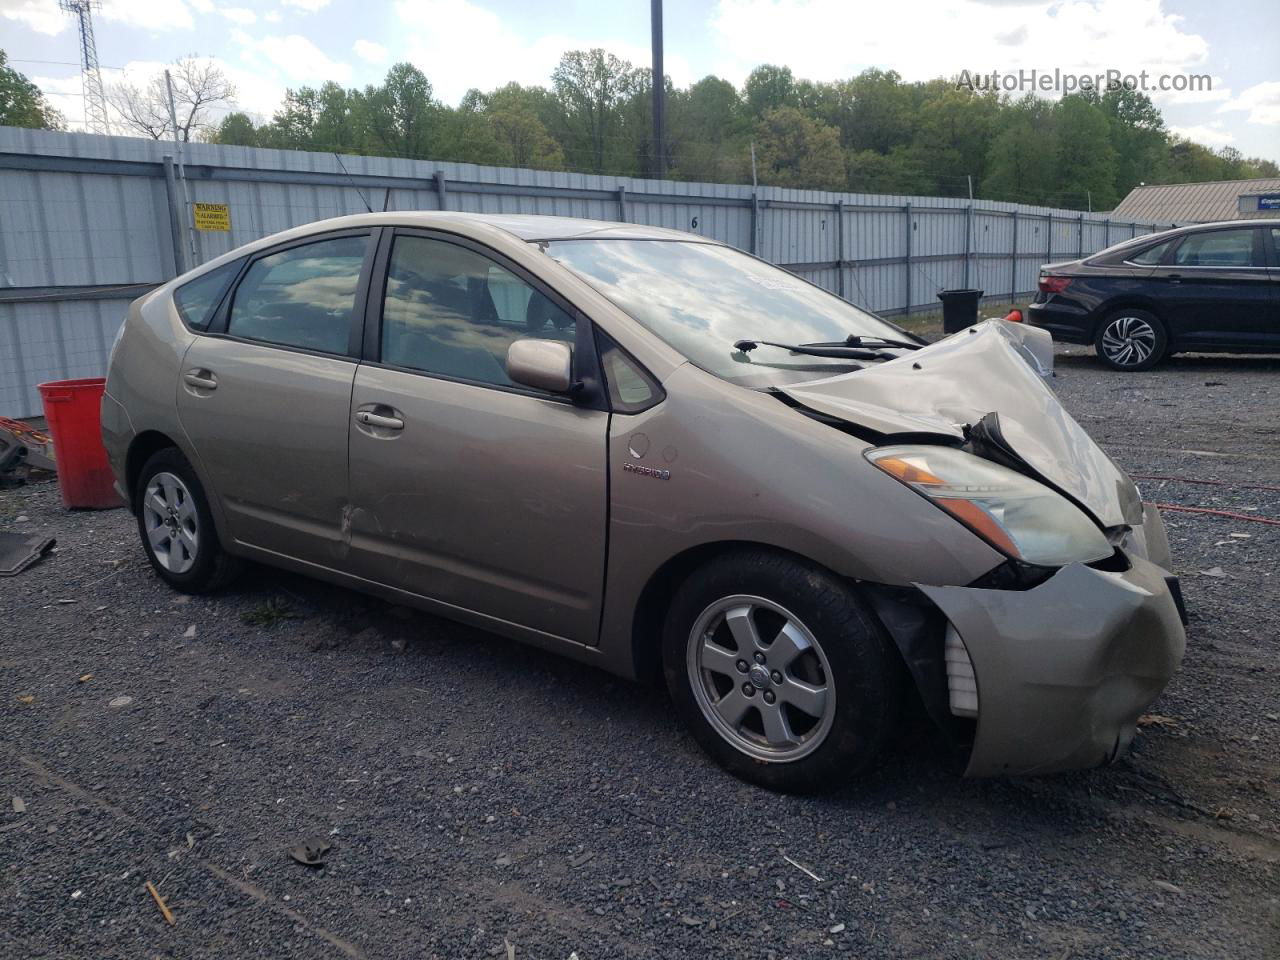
{"left": 1094, "top": 308, "right": 1167, "bottom": 371}
{"left": 662, "top": 550, "right": 902, "bottom": 793}
{"left": 134, "top": 447, "right": 239, "bottom": 593}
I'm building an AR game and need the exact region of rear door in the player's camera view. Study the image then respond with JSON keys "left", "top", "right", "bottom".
{"left": 177, "top": 229, "right": 375, "bottom": 562}
{"left": 1153, "top": 227, "right": 1271, "bottom": 349}
{"left": 345, "top": 229, "right": 609, "bottom": 644}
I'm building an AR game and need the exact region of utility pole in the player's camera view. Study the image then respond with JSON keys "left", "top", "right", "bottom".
{"left": 750, "top": 142, "right": 758, "bottom": 190}
{"left": 165, "top": 69, "right": 197, "bottom": 270}
{"left": 650, "top": 0, "right": 665, "bottom": 178}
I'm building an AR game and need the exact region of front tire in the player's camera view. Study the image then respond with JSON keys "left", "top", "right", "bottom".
{"left": 1094, "top": 308, "right": 1167, "bottom": 371}
{"left": 134, "top": 447, "right": 239, "bottom": 593}
{"left": 662, "top": 550, "right": 902, "bottom": 793}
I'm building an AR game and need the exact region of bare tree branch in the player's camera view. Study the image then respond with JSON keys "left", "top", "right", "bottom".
{"left": 106, "top": 56, "right": 236, "bottom": 142}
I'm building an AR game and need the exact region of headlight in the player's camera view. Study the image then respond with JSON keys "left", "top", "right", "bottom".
{"left": 866, "top": 444, "right": 1113, "bottom": 567}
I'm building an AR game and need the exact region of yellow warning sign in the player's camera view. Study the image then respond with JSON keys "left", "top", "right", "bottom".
{"left": 193, "top": 202, "right": 231, "bottom": 232}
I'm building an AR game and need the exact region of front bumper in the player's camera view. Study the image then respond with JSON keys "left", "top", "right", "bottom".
{"left": 919, "top": 551, "right": 1186, "bottom": 777}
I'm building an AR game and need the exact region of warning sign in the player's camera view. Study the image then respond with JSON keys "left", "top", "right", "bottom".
{"left": 193, "top": 202, "right": 231, "bottom": 232}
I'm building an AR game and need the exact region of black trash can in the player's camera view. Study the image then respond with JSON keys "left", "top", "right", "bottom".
{"left": 938, "top": 288, "right": 984, "bottom": 334}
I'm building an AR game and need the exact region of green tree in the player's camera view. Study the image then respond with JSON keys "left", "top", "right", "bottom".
{"left": 845, "top": 69, "right": 914, "bottom": 153}
{"left": 1100, "top": 89, "right": 1167, "bottom": 199}
{"left": 551, "top": 49, "right": 636, "bottom": 173}
{"left": 981, "top": 97, "right": 1058, "bottom": 205}
{"left": 753, "top": 107, "right": 844, "bottom": 190}
{"left": 360, "top": 63, "right": 439, "bottom": 158}
{"left": 1053, "top": 95, "right": 1117, "bottom": 209}
{"left": 211, "top": 111, "right": 258, "bottom": 146}
{"left": 743, "top": 65, "right": 796, "bottom": 118}
{"left": 0, "top": 51, "right": 62, "bottom": 129}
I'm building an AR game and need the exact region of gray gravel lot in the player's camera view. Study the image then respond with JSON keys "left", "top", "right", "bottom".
{"left": 2, "top": 346, "right": 1279, "bottom": 959}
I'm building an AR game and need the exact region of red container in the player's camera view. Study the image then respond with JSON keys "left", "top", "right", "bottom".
{"left": 37, "top": 377, "right": 124, "bottom": 509}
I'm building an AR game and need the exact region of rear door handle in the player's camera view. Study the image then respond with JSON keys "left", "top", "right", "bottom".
{"left": 183, "top": 369, "right": 217, "bottom": 390}
{"left": 356, "top": 410, "right": 404, "bottom": 430}
{"left": 1163, "top": 273, "right": 1183, "bottom": 284}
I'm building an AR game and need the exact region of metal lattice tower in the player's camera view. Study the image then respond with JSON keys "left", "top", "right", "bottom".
{"left": 58, "top": 0, "right": 111, "bottom": 134}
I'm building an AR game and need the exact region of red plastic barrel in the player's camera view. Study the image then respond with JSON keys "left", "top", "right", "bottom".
{"left": 37, "top": 377, "right": 124, "bottom": 509}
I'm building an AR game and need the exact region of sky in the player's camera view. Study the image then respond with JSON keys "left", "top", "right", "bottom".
{"left": 2, "top": 0, "right": 1277, "bottom": 163}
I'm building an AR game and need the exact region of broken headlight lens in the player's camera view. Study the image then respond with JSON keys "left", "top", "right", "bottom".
{"left": 866, "top": 445, "right": 1113, "bottom": 567}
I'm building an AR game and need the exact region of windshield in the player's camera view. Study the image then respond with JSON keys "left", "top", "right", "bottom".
{"left": 541, "top": 239, "right": 916, "bottom": 388}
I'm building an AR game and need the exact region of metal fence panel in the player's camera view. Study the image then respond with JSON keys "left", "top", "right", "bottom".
{"left": 0, "top": 127, "right": 1183, "bottom": 417}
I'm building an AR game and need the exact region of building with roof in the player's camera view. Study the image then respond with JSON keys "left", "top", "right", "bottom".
{"left": 1110, "top": 178, "right": 1280, "bottom": 224}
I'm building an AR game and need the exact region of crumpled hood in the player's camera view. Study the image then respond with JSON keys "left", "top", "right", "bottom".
{"left": 781, "top": 321, "right": 1142, "bottom": 528}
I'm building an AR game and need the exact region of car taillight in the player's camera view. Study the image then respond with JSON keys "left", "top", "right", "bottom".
{"left": 1038, "top": 275, "right": 1072, "bottom": 294}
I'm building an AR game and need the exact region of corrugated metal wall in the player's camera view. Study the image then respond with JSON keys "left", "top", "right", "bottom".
{"left": 0, "top": 127, "right": 1180, "bottom": 417}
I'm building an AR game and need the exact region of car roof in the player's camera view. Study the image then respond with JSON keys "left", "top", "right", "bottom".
{"left": 1131, "top": 218, "right": 1279, "bottom": 242}
{"left": 270, "top": 211, "right": 709, "bottom": 243}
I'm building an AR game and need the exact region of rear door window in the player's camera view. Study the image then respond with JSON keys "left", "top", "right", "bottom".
{"left": 1127, "top": 240, "right": 1174, "bottom": 266}
{"left": 1172, "top": 229, "right": 1261, "bottom": 268}
{"left": 174, "top": 259, "right": 242, "bottom": 331}
{"left": 228, "top": 235, "right": 369, "bottom": 355}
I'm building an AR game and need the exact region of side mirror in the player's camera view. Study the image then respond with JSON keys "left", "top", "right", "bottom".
{"left": 506, "top": 338, "right": 574, "bottom": 393}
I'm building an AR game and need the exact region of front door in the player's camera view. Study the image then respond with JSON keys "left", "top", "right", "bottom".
{"left": 346, "top": 231, "right": 609, "bottom": 644}
{"left": 1153, "top": 227, "right": 1273, "bottom": 349}
{"left": 177, "top": 231, "right": 373, "bottom": 562}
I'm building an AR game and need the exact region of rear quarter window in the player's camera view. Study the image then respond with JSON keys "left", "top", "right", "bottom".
{"left": 174, "top": 260, "right": 243, "bottom": 331}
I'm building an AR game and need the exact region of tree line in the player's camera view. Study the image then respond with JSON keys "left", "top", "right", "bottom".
{"left": 3, "top": 48, "right": 1276, "bottom": 211}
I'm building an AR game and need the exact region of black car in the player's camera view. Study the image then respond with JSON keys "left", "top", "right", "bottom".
{"left": 1027, "top": 220, "right": 1280, "bottom": 371}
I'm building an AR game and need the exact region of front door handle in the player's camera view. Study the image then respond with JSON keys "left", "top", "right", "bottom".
{"left": 356, "top": 410, "right": 404, "bottom": 430}
{"left": 183, "top": 369, "right": 217, "bottom": 390}
{"left": 1163, "top": 273, "right": 1183, "bottom": 284}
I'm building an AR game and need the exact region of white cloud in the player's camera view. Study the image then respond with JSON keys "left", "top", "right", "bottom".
{"left": 190, "top": 0, "right": 214, "bottom": 11}
{"left": 235, "top": 32, "right": 353, "bottom": 90}
{"left": 31, "top": 73, "right": 87, "bottom": 126}
{"left": 218, "top": 6, "right": 257, "bottom": 25}
{"left": 101, "top": 0, "right": 195, "bottom": 31}
{"left": 1169, "top": 122, "right": 1234, "bottom": 147}
{"left": 281, "top": 0, "right": 330, "bottom": 10}
{"left": 264, "top": 9, "right": 281, "bottom": 21}
{"left": 0, "top": 0, "right": 67, "bottom": 35}
{"left": 393, "top": 0, "right": 691, "bottom": 105}
{"left": 710, "top": 0, "right": 1209, "bottom": 93}
{"left": 1219, "top": 81, "right": 1280, "bottom": 126}
{"left": 354, "top": 39, "right": 388, "bottom": 65}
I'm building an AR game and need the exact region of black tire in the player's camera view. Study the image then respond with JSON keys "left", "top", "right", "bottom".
{"left": 662, "top": 550, "right": 902, "bottom": 793}
{"left": 134, "top": 447, "right": 240, "bottom": 593}
{"left": 1094, "top": 308, "right": 1167, "bottom": 371}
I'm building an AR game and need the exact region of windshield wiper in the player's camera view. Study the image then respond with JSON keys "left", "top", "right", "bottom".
{"left": 840, "top": 334, "right": 923, "bottom": 351}
{"left": 733, "top": 339, "right": 891, "bottom": 361}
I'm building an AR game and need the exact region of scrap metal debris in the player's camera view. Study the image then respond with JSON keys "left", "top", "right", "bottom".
{"left": 12, "top": 796, "right": 25, "bottom": 814}
{"left": 0, "top": 532, "right": 55, "bottom": 577}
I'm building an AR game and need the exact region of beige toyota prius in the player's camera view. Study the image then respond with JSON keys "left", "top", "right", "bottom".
{"left": 102, "top": 213, "right": 1187, "bottom": 791}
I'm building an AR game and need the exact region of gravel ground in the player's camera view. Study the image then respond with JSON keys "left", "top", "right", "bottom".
{"left": 2, "top": 346, "right": 1278, "bottom": 960}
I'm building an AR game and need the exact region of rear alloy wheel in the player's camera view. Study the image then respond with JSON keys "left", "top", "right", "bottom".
{"left": 1095, "top": 309, "right": 1166, "bottom": 371}
{"left": 135, "top": 447, "right": 239, "bottom": 593}
{"left": 662, "top": 551, "right": 902, "bottom": 792}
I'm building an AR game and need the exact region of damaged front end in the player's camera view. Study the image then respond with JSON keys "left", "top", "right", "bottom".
{"left": 780, "top": 320, "right": 1188, "bottom": 777}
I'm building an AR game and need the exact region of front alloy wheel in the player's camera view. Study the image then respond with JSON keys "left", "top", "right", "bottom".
{"left": 662, "top": 550, "right": 902, "bottom": 792}
{"left": 687, "top": 596, "right": 836, "bottom": 762}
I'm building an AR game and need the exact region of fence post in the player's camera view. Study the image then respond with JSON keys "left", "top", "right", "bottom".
{"left": 434, "top": 171, "right": 448, "bottom": 210}
{"left": 750, "top": 192, "right": 760, "bottom": 255}
{"left": 904, "top": 203, "right": 913, "bottom": 316}
{"left": 616, "top": 186, "right": 628, "bottom": 222}
{"left": 1104, "top": 218, "right": 1111, "bottom": 248}
{"left": 1010, "top": 209, "right": 1019, "bottom": 301}
{"left": 1046, "top": 214, "right": 1053, "bottom": 263}
{"left": 963, "top": 204, "right": 974, "bottom": 288}
{"left": 1130, "top": 221, "right": 1137, "bottom": 239}
{"left": 1078, "top": 212, "right": 1085, "bottom": 258}
{"left": 835, "top": 201, "right": 845, "bottom": 298}
{"left": 161, "top": 155, "right": 187, "bottom": 277}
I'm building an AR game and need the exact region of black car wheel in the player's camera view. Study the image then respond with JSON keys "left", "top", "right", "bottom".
{"left": 1094, "top": 309, "right": 1167, "bottom": 371}
{"left": 135, "top": 447, "right": 240, "bottom": 593}
{"left": 662, "top": 549, "right": 902, "bottom": 793}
